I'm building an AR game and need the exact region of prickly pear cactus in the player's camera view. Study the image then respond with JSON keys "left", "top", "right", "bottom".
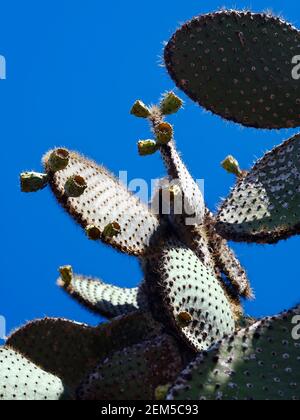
{"left": 216, "top": 133, "right": 300, "bottom": 244}
{"left": 0, "top": 347, "right": 70, "bottom": 400}
{"left": 167, "top": 306, "right": 300, "bottom": 400}
{"left": 11, "top": 8, "right": 300, "bottom": 401}
{"left": 43, "top": 149, "right": 160, "bottom": 256}
{"left": 76, "top": 335, "right": 183, "bottom": 400}
{"left": 144, "top": 236, "right": 236, "bottom": 352}
{"left": 57, "top": 268, "right": 149, "bottom": 318}
{"left": 164, "top": 10, "right": 300, "bottom": 129}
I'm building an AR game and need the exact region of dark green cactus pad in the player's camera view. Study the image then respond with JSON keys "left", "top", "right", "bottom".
{"left": 7, "top": 314, "right": 164, "bottom": 392}
{"left": 76, "top": 334, "right": 183, "bottom": 400}
{"left": 205, "top": 212, "right": 253, "bottom": 299}
{"left": 165, "top": 10, "right": 300, "bottom": 129}
{"left": 167, "top": 305, "right": 300, "bottom": 400}
{"left": 58, "top": 273, "right": 149, "bottom": 318}
{"left": 159, "top": 141, "right": 205, "bottom": 224}
{"left": 0, "top": 347, "right": 70, "bottom": 400}
{"left": 216, "top": 133, "right": 300, "bottom": 244}
{"left": 144, "top": 236, "right": 236, "bottom": 352}
{"left": 43, "top": 149, "right": 160, "bottom": 256}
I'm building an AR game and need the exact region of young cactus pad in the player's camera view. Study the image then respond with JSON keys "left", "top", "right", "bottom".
{"left": 167, "top": 305, "right": 300, "bottom": 400}
{"left": 216, "top": 133, "right": 300, "bottom": 244}
{"left": 164, "top": 11, "right": 300, "bottom": 129}
{"left": 57, "top": 271, "right": 149, "bottom": 319}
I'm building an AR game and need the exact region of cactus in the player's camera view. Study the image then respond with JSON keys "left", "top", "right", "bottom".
{"left": 57, "top": 270, "right": 149, "bottom": 318}
{"left": 164, "top": 11, "right": 300, "bottom": 129}
{"left": 42, "top": 149, "right": 160, "bottom": 255}
{"left": 6, "top": 314, "right": 163, "bottom": 395}
{"left": 7, "top": 8, "right": 299, "bottom": 401}
{"left": 144, "top": 236, "right": 236, "bottom": 352}
{"left": 0, "top": 347, "right": 70, "bottom": 400}
{"left": 167, "top": 305, "right": 300, "bottom": 400}
{"left": 76, "top": 335, "right": 183, "bottom": 400}
{"left": 216, "top": 133, "right": 300, "bottom": 244}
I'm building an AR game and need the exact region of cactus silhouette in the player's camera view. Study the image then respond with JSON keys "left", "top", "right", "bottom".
{"left": 4, "top": 9, "right": 300, "bottom": 400}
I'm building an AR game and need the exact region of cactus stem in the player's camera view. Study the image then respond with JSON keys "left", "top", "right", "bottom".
{"left": 20, "top": 172, "right": 49, "bottom": 193}
{"left": 59, "top": 265, "right": 73, "bottom": 287}
{"left": 103, "top": 222, "right": 121, "bottom": 239}
{"left": 48, "top": 148, "right": 70, "bottom": 172}
{"left": 85, "top": 225, "right": 101, "bottom": 241}
{"left": 64, "top": 175, "right": 87, "bottom": 197}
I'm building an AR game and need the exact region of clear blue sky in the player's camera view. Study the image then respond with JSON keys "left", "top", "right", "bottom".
{"left": 1, "top": 0, "right": 300, "bottom": 342}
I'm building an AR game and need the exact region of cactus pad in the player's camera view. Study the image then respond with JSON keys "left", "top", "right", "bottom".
{"left": 76, "top": 334, "right": 183, "bottom": 400}
{"left": 0, "top": 347, "right": 69, "bottom": 400}
{"left": 43, "top": 149, "right": 160, "bottom": 256}
{"left": 160, "top": 141, "right": 205, "bottom": 224}
{"left": 165, "top": 11, "right": 300, "bottom": 129}
{"left": 216, "top": 134, "right": 300, "bottom": 244}
{"left": 7, "top": 314, "right": 164, "bottom": 392}
{"left": 205, "top": 212, "right": 253, "bottom": 299}
{"left": 167, "top": 305, "right": 300, "bottom": 400}
{"left": 145, "top": 237, "right": 236, "bottom": 352}
{"left": 58, "top": 272, "right": 148, "bottom": 318}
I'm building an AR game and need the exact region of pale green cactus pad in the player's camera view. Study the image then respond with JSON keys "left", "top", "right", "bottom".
{"left": 159, "top": 141, "right": 205, "bottom": 224}
{"left": 216, "top": 134, "right": 300, "bottom": 244}
{"left": 167, "top": 305, "right": 300, "bottom": 400}
{"left": 58, "top": 272, "right": 148, "bottom": 318}
{"left": 43, "top": 149, "right": 160, "bottom": 256}
{"left": 165, "top": 10, "right": 300, "bottom": 129}
{"left": 76, "top": 334, "right": 183, "bottom": 400}
{"left": 145, "top": 237, "right": 236, "bottom": 352}
{"left": 7, "top": 314, "right": 164, "bottom": 392}
{"left": 0, "top": 347, "right": 69, "bottom": 401}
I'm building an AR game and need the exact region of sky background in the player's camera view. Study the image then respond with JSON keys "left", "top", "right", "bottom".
{"left": 1, "top": 0, "right": 300, "bottom": 342}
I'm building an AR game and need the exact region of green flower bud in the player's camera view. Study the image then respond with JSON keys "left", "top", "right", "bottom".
{"left": 85, "top": 225, "right": 101, "bottom": 241}
{"left": 160, "top": 92, "right": 183, "bottom": 115}
{"left": 20, "top": 172, "right": 49, "bottom": 193}
{"left": 155, "top": 384, "right": 171, "bottom": 401}
{"left": 155, "top": 122, "right": 173, "bottom": 145}
{"left": 130, "top": 100, "right": 151, "bottom": 118}
{"left": 64, "top": 175, "right": 87, "bottom": 197}
{"left": 103, "top": 222, "right": 121, "bottom": 239}
{"left": 59, "top": 265, "right": 73, "bottom": 287}
{"left": 221, "top": 155, "right": 243, "bottom": 177}
{"left": 137, "top": 140, "right": 158, "bottom": 156}
{"left": 48, "top": 148, "right": 70, "bottom": 172}
{"left": 177, "top": 311, "right": 193, "bottom": 327}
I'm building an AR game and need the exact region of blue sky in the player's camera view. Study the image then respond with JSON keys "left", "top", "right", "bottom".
{"left": 1, "top": 0, "right": 300, "bottom": 341}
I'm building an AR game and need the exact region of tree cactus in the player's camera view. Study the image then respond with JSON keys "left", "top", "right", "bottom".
{"left": 4, "top": 8, "right": 300, "bottom": 400}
